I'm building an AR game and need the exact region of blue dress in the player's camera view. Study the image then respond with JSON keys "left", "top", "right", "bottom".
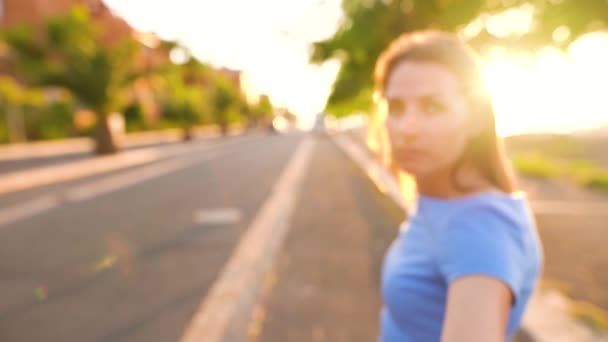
{"left": 380, "top": 192, "right": 543, "bottom": 341}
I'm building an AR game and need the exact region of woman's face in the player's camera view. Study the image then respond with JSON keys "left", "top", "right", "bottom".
{"left": 383, "top": 61, "right": 476, "bottom": 179}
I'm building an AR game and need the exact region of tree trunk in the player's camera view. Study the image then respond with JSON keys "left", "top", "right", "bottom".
{"left": 182, "top": 125, "right": 194, "bottom": 141}
{"left": 220, "top": 122, "right": 228, "bottom": 136}
{"left": 7, "top": 106, "right": 27, "bottom": 143}
{"left": 95, "top": 115, "right": 119, "bottom": 155}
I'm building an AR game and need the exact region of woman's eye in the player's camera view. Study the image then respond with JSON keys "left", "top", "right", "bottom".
{"left": 387, "top": 100, "right": 406, "bottom": 117}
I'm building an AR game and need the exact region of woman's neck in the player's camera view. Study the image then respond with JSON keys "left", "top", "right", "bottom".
{"left": 415, "top": 164, "right": 498, "bottom": 199}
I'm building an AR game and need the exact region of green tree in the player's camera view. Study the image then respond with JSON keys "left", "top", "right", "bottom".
{"left": 0, "top": 76, "right": 75, "bottom": 142}
{"left": 212, "top": 76, "right": 241, "bottom": 135}
{"left": 157, "top": 55, "right": 247, "bottom": 138}
{"left": 256, "top": 95, "right": 273, "bottom": 118}
{"left": 161, "top": 64, "right": 211, "bottom": 141}
{"left": 2, "top": 5, "right": 139, "bottom": 154}
{"left": 0, "top": 77, "right": 45, "bottom": 142}
{"left": 248, "top": 95, "right": 273, "bottom": 128}
{"left": 313, "top": 0, "right": 608, "bottom": 116}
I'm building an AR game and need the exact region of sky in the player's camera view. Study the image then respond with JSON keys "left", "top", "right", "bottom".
{"left": 103, "top": 0, "right": 343, "bottom": 127}
{"left": 103, "top": 0, "right": 608, "bottom": 135}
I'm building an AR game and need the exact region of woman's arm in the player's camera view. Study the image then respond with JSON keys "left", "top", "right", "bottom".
{"left": 441, "top": 275, "right": 512, "bottom": 342}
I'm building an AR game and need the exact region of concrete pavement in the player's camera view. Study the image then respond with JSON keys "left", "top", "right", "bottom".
{"left": 253, "top": 136, "right": 404, "bottom": 342}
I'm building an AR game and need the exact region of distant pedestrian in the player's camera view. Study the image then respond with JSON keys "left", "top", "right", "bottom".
{"left": 371, "top": 30, "right": 544, "bottom": 342}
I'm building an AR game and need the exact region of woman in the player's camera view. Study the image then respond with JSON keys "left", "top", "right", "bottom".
{"left": 372, "top": 31, "right": 543, "bottom": 341}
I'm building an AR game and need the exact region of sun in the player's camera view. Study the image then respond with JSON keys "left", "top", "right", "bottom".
{"left": 481, "top": 32, "right": 608, "bottom": 137}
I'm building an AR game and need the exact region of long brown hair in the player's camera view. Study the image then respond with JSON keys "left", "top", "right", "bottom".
{"left": 369, "top": 30, "right": 516, "bottom": 194}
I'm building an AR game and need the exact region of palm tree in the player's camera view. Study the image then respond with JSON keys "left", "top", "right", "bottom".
{"left": 2, "top": 6, "right": 139, "bottom": 154}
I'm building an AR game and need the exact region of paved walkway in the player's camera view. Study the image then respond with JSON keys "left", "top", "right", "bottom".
{"left": 253, "top": 136, "right": 404, "bottom": 342}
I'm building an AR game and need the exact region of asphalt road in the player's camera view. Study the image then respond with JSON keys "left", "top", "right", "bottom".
{"left": 0, "top": 132, "right": 303, "bottom": 342}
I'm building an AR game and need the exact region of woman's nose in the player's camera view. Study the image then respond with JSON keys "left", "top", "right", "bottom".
{"left": 394, "top": 110, "right": 419, "bottom": 138}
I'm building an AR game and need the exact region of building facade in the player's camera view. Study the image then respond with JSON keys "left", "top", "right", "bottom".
{"left": 0, "top": 0, "right": 132, "bottom": 45}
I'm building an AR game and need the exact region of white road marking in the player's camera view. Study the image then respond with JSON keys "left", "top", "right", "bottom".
{"left": 0, "top": 135, "right": 267, "bottom": 227}
{"left": 193, "top": 209, "right": 243, "bottom": 225}
{"left": 0, "top": 149, "right": 162, "bottom": 195}
{"left": 64, "top": 156, "right": 205, "bottom": 203}
{"left": 180, "top": 138, "right": 314, "bottom": 342}
{"left": 0, "top": 196, "right": 60, "bottom": 228}
{"left": 0, "top": 148, "right": 225, "bottom": 227}
{"left": 0, "top": 135, "right": 255, "bottom": 195}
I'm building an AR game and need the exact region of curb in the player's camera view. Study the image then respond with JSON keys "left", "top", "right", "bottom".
{"left": 330, "top": 129, "right": 606, "bottom": 342}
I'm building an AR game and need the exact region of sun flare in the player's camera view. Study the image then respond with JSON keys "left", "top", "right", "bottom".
{"left": 482, "top": 32, "right": 608, "bottom": 136}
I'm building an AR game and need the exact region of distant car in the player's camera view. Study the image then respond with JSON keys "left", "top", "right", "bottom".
{"left": 313, "top": 112, "right": 327, "bottom": 134}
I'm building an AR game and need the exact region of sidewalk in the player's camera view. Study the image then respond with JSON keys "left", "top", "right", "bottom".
{"left": 252, "top": 136, "right": 404, "bottom": 341}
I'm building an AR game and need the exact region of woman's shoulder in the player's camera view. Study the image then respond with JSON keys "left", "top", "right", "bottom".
{"left": 433, "top": 192, "right": 542, "bottom": 298}
{"left": 419, "top": 190, "right": 529, "bottom": 222}
{"left": 429, "top": 192, "right": 533, "bottom": 270}
{"left": 414, "top": 191, "right": 536, "bottom": 247}
{"left": 449, "top": 192, "right": 529, "bottom": 221}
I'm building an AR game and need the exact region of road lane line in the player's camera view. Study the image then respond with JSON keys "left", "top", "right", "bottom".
{"left": 0, "top": 149, "right": 163, "bottom": 195}
{"left": 63, "top": 156, "right": 207, "bottom": 202}
{"left": 0, "top": 148, "right": 227, "bottom": 227}
{"left": 0, "top": 135, "right": 257, "bottom": 196}
{"left": 180, "top": 137, "right": 314, "bottom": 342}
{"left": 0, "top": 196, "right": 60, "bottom": 227}
{"left": 0, "top": 157, "right": 201, "bottom": 227}
{"left": 63, "top": 136, "right": 269, "bottom": 203}
{"left": 193, "top": 209, "right": 243, "bottom": 225}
